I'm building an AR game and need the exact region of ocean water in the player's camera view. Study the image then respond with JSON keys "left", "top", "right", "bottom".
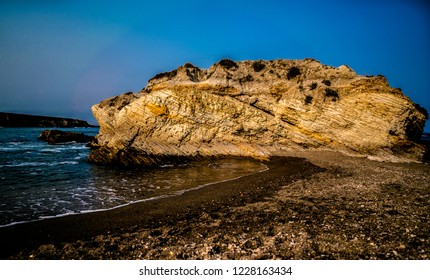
{"left": 0, "top": 127, "right": 267, "bottom": 227}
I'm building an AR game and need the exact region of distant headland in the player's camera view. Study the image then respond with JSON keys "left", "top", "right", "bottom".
{"left": 0, "top": 112, "right": 97, "bottom": 128}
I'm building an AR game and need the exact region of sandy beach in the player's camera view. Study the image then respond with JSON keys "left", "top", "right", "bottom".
{"left": 1, "top": 152, "right": 429, "bottom": 259}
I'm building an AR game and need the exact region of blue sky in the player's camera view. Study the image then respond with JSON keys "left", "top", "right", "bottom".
{"left": 0, "top": 0, "right": 429, "bottom": 130}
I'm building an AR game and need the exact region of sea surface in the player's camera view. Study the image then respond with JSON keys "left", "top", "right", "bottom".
{"left": 0, "top": 127, "right": 267, "bottom": 227}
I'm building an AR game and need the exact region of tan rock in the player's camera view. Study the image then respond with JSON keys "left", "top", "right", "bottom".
{"left": 89, "top": 59, "right": 428, "bottom": 165}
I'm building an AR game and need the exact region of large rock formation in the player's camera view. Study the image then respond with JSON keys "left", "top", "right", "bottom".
{"left": 89, "top": 59, "right": 428, "bottom": 165}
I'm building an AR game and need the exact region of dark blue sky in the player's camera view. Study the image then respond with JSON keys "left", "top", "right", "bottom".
{"left": 1, "top": 0, "right": 429, "bottom": 130}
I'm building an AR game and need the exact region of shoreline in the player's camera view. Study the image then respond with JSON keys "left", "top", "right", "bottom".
{"left": 0, "top": 160, "right": 269, "bottom": 229}
{"left": 0, "top": 157, "right": 321, "bottom": 259}
{"left": 2, "top": 152, "right": 429, "bottom": 260}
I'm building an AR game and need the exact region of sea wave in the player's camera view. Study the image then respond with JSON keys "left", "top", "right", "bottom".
{"left": 0, "top": 161, "right": 79, "bottom": 168}
{"left": 0, "top": 144, "right": 43, "bottom": 152}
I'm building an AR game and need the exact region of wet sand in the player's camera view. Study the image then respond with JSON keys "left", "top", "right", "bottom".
{"left": 1, "top": 153, "right": 429, "bottom": 259}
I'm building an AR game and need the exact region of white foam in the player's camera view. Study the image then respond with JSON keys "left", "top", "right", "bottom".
{"left": 0, "top": 161, "right": 79, "bottom": 168}
{"left": 40, "top": 148, "right": 62, "bottom": 153}
{"left": 57, "top": 161, "right": 79, "bottom": 165}
{"left": 0, "top": 144, "right": 44, "bottom": 152}
{"left": 0, "top": 147, "right": 20, "bottom": 151}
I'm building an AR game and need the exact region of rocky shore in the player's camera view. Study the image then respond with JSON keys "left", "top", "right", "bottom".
{"left": 3, "top": 152, "right": 429, "bottom": 260}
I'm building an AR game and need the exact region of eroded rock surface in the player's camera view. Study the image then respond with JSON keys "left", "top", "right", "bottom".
{"left": 89, "top": 59, "right": 428, "bottom": 165}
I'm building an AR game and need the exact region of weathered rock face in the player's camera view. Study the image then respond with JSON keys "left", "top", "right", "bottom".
{"left": 89, "top": 59, "right": 428, "bottom": 165}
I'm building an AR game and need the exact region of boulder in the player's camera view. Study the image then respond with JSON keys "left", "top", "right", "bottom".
{"left": 39, "top": 130, "right": 94, "bottom": 144}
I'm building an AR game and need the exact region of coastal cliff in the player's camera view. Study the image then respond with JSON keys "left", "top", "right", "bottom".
{"left": 0, "top": 112, "right": 95, "bottom": 128}
{"left": 89, "top": 59, "right": 428, "bottom": 165}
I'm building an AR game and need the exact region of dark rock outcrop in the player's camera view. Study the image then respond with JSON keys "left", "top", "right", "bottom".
{"left": 0, "top": 112, "right": 95, "bottom": 128}
{"left": 39, "top": 130, "right": 94, "bottom": 144}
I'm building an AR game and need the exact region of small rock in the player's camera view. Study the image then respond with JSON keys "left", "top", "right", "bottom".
{"left": 39, "top": 130, "right": 94, "bottom": 144}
